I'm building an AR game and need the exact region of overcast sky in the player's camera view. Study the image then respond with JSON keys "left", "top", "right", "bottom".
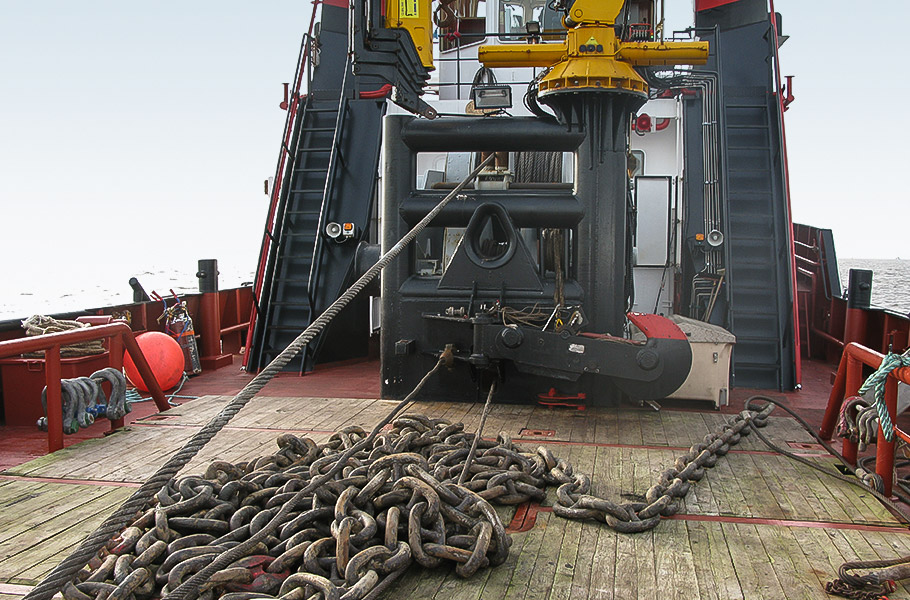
{"left": 0, "top": 1, "right": 904, "bottom": 302}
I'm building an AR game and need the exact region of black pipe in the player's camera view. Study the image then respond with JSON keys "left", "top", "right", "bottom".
{"left": 197, "top": 259, "right": 219, "bottom": 294}
{"left": 399, "top": 192, "right": 583, "bottom": 227}
{"left": 129, "top": 277, "right": 151, "bottom": 303}
{"left": 354, "top": 242, "right": 381, "bottom": 296}
{"left": 401, "top": 117, "right": 585, "bottom": 152}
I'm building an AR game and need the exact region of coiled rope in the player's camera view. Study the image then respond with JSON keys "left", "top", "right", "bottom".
{"left": 21, "top": 315, "right": 105, "bottom": 357}
{"left": 858, "top": 351, "right": 910, "bottom": 443}
{"left": 21, "top": 153, "right": 495, "bottom": 600}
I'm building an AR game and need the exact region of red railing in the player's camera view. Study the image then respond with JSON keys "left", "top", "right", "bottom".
{"left": 820, "top": 342, "right": 910, "bottom": 496}
{"left": 0, "top": 323, "right": 169, "bottom": 452}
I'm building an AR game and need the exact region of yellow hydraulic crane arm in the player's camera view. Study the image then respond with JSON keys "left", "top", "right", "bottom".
{"left": 385, "top": 0, "right": 435, "bottom": 69}
{"left": 477, "top": 0, "right": 708, "bottom": 98}
{"left": 374, "top": 0, "right": 707, "bottom": 116}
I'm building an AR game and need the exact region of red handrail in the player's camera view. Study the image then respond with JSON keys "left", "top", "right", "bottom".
{"left": 820, "top": 342, "right": 910, "bottom": 496}
{"left": 244, "top": 0, "right": 324, "bottom": 371}
{"left": 0, "top": 323, "right": 169, "bottom": 452}
{"left": 767, "top": 0, "right": 801, "bottom": 388}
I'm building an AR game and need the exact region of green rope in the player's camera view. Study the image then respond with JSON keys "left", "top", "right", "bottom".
{"left": 858, "top": 352, "right": 910, "bottom": 443}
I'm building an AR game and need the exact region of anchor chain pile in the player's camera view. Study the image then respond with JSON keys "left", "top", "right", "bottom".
{"left": 64, "top": 404, "right": 775, "bottom": 600}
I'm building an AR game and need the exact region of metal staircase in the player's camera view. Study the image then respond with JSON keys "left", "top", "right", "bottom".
{"left": 693, "top": 0, "right": 797, "bottom": 390}
{"left": 722, "top": 86, "right": 794, "bottom": 388}
{"left": 245, "top": 3, "right": 386, "bottom": 373}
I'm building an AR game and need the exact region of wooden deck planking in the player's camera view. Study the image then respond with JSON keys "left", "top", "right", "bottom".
{"left": 685, "top": 520, "right": 742, "bottom": 600}
{"left": 0, "top": 482, "right": 131, "bottom": 585}
{"left": 2, "top": 395, "right": 910, "bottom": 597}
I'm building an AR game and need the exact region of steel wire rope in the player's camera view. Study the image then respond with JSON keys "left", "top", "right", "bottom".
{"left": 743, "top": 395, "right": 910, "bottom": 522}
{"left": 22, "top": 153, "right": 496, "bottom": 600}
{"left": 167, "top": 358, "right": 446, "bottom": 600}
{"left": 457, "top": 381, "right": 497, "bottom": 485}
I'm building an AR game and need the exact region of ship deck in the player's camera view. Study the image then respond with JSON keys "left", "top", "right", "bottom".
{"left": 1, "top": 359, "right": 909, "bottom": 600}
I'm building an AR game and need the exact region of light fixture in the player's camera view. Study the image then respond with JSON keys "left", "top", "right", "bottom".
{"left": 472, "top": 85, "right": 512, "bottom": 110}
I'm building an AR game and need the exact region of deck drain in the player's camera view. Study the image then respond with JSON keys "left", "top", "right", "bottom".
{"left": 787, "top": 442, "right": 826, "bottom": 451}
{"left": 519, "top": 428, "right": 556, "bottom": 437}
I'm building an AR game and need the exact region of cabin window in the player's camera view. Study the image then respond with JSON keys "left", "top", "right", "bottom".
{"left": 498, "top": 0, "right": 562, "bottom": 40}
{"left": 440, "top": 0, "right": 487, "bottom": 52}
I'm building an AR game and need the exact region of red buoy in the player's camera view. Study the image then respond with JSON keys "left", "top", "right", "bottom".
{"left": 124, "top": 331, "right": 184, "bottom": 392}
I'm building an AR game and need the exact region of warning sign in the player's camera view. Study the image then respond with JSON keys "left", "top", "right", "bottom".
{"left": 399, "top": 0, "right": 419, "bottom": 18}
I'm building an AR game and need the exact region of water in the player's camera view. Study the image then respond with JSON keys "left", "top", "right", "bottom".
{"left": 2, "top": 259, "right": 908, "bottom": 323}
{"left": 838, "top": 258, "right": 910, "bottom": 315}
{"left": 1, "top": 265, "right": 255, "bottom": 323}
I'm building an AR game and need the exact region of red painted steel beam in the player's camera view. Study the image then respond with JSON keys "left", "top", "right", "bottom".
{"left": 819, "top": 351, "right": 848, "bottom": 441}
{"left": 45, "top": 345, "right": 62, "bottom": 452}
{"left": 817, "top": 342, "right": 910, "bottom": 496}
{"left": 877, "top": 377, "right": 900, "bottom": 496}
{"left": 696, "top": 0, "right": 741, "bottom": 10}
{"left": 199, "top": 292, "right": 232, "bottom": 370}
{"left": 0, "top": 323, "right": 169, "bottom": 412}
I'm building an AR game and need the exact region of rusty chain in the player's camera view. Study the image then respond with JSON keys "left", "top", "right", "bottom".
{"left": 65, "top": 402, "right": 777, "bottom": 600}
{"left": 825, "top": 555, "right": 910, "bottom": 600}
{"left": 552, "top": 403, "right": 775, "bottom": 533}
{"left": 22, "top": 155, "right": 497, "bottom": 600}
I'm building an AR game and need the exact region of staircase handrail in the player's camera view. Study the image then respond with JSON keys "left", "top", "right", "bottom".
{"left": 306, "top": 67, "right": 352, "bottom": 312}
{"left": 245, "top": 0, "right": 324, "bottom": 370}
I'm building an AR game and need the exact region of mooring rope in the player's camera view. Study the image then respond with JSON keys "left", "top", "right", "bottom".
{"left": 21, "top": 154, "right": 495, "bottom": 600}
{"left": 858, "top": 351, "right": 910, "bottom": 443}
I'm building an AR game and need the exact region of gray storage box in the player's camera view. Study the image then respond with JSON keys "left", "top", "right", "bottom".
{"left": 668, "top": 315, "right": 735, "bottom": 408}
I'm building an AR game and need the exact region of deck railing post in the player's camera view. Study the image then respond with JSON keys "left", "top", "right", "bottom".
{"left": 842, "top": 353, "right": 863, "bottom": 464}
{"left": 875, "top": 377, "right": 900, "bottom": 497}
{"left": 45, "top": 345, "right": 63, "bottom": 453}
{"left": 819, "top": 350, "right": 847, "bottom": 440}
{"left": 109, "top": 334, "right": 125, "bottom": 430}
{"left": 199, "top": 291, "right": 232, "bottom": 370}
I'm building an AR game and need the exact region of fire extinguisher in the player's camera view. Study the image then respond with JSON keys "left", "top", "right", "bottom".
{"left": 157, "top": 291, "right": 202, "bottom": 374}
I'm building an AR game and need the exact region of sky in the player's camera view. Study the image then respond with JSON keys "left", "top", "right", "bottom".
{"left": 0, "top": 0, "right": 905, "bottom": 308}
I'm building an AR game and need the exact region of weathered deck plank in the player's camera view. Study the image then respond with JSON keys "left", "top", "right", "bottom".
{"left": 2, "top": 395, "right": 910, "bottom": 598}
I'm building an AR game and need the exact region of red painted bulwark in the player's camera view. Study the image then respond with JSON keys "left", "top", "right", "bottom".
{"left": 696, "top": 0, "right": 741, "bottom": 10}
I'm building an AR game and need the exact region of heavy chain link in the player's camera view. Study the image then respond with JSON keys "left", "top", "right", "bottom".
{"left": 67, "top": 404, "right": 775, "bottom": 600}
{"left": 552, "top": 404, "right": 775, "bottom": 533}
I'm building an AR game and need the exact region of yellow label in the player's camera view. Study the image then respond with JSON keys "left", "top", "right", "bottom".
{"left": 399, "top": 0, "right": 419, "bottom": 18}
